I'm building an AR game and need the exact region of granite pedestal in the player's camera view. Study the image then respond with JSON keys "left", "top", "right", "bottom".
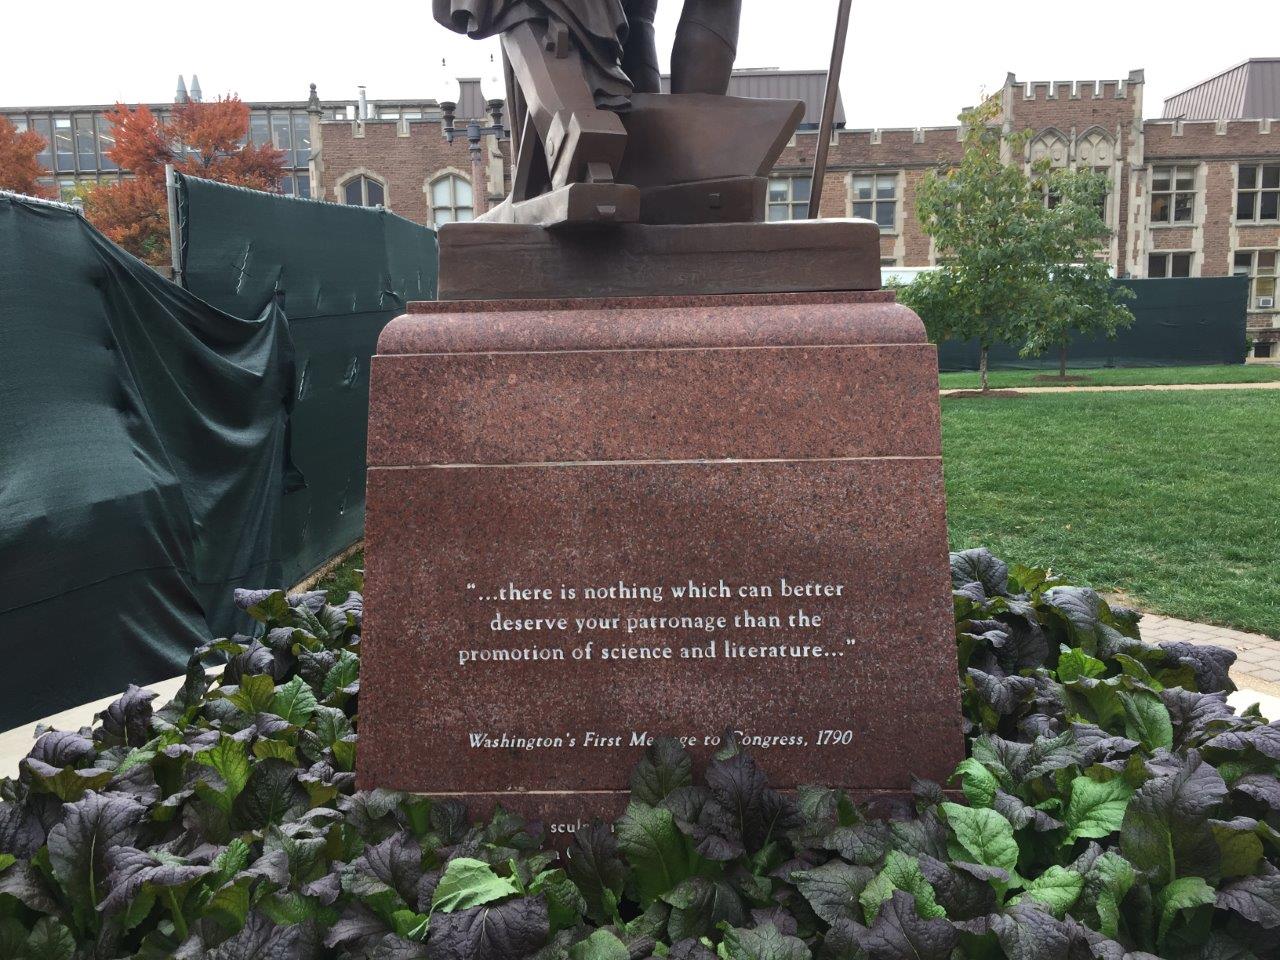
{"left": 357, "top": 289, "right": 964, "bottom": 831}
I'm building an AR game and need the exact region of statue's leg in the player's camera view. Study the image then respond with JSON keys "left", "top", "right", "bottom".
{"left": 671, "top": 0, "right": 741, "bottom": 94}
{"left": 502, "top": 19, "right": 627, "bottom": 190}
{"left": 621, "top": 0, "right": 661, "bottom": 94}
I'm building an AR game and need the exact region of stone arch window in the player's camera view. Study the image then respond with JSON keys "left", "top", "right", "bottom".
{"left": 1030, "top": 129, "right": 1070, "bottom": 169}
{"left": 1028, "top": 130, "right": 1070, "bottom": 209}
{"left": 337, "top": 170, "right": 386, "bottom": 208}
{"left": 427, "top": 172, "right": 474, "bottom": 225}
{"left": 1076, "top": 128, "right": 1115, "bottom": 169}
{"left": 1076, "top": 128, "right": 1117, "bottom": 224}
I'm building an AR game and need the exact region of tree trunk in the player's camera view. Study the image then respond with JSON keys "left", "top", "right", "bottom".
{"left": 979, "top": 345, "right": 989, "bottom": 392}
{"left": 1059, "top": 343, "right": 1068, "bottom": 379}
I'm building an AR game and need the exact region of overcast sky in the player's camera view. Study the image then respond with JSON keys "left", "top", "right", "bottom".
{"left": 3, "top": 0, "right": 1272, "bottom": 126}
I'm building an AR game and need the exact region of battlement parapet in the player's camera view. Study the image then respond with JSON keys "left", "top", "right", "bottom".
{"left": 1144, "top": 117, "right": 1274, "bottom": 139}
{"left": 795, "top": 125, "right": 962, "bottom": 146}
{"left": 1010, "top": 69, "right": 1143, "bottom": 102}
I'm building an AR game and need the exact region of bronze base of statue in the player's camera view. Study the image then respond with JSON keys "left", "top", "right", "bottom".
{"left": 480, "top": 182, "right": 642, "bottom": 228}
{"left": 435, "top": 218, "right": 883, "bottom": 300}
{"left": 481, "top": 93, "right": 805, "bottom": 228}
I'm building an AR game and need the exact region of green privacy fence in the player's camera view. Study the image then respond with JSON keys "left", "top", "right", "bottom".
{"left": 0, "top": 182, "right": 437, "bottom": 728}
{"left": 173, "top": 173, "right": 438, "bottom": 588}
{"left": 935, "top": 277, "right": 1249, "bottom": 370}
{"left": 0, "top": 192, "right": 294, "bottom": 727}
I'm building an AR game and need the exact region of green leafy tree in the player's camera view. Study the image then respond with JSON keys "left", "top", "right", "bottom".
{"left": 899, "top": 99, "right": 1051, "bottom": 390}
{"left": 1025, "top": 167, "right": 1134, "bottom": 377}
{"left": 900, "top": 99, "right": 1132, "bottom": 389}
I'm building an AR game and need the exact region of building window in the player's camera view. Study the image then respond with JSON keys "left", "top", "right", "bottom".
{"left": 767, "top": 175, "right": 811, "bottom": 221}
{"left": 53, "top": 116, "right": 74, "bottom": 172}
{"left": 851, "top": 174, "right": 897, "bottom": 230}
{"left": 1091, "top": 172, "right": 1112, "bottom": 221}
{"left": 292, "top": 114, "right": 311, "bottom": 166}
{"left": 1254, "top": 341, "right": 1274, "bottom": 360}
{"left": 248, "top": 112, "right": 269, "bottom": 148}
{"left": 1237, "top": 164, "right": 1280, "bottom": 222}
{"left": 430, "top": 174, "right": 473, "bottom": 224}
{"left": 95, "top": 115, "right": 118, "bottom": 171}
{"left": 73, "top": 116, "right": 97, "bottom": 171}
{"left": 1150, "top": 165, "right": 1195, "bottom": 223}
{"left": 1149, "top": 252, "right": 1192, "bottom": 278}
{"left": 342, "top": 174, "right": 385, "bottom": 207}
{"left": 30, "top": 116, "right": 53, "bottom": 171}
{"left": 1234, "top": 251, "right": 1278, "bottom": 311}
{"left": 271, "top": 113, "right": 293, "bottom": 166}
{"left": 1034, "top": 179, "right": 1063, "bottom": 210}
{"left": 279, "top": 174, "right": 311, "bottom": 199}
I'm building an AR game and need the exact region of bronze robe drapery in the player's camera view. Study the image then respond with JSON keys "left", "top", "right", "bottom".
{"left": 433, "top": 0, "right": 633, "bottom": 108}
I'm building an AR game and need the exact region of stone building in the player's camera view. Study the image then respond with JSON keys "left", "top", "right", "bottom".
{"left": 303, "top": 62, "right": 1278, "bottom": 357}
{"left": 4, "top": 60, "right": 1277, "bottom": 355}
{"left": 307, "top": 79, "right": 506, "bottom": 227}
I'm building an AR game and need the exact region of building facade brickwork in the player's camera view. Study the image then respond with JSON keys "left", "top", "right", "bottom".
{"left": 313, "top": 118, "right": 508, "bottom": 226}
{"left": 5, "top": 63, "right": 1278, "bottom": 353}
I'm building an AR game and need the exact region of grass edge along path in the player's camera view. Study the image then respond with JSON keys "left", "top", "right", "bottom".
{"left": 939, "top": 363, "right": 1280, "bottom": 391}
{"left": 942, "top": 388, "right": 1280, "bottom": 638}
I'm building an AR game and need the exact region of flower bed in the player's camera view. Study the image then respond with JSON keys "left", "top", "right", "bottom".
{"left": 0, "top": 550, "right": 1274, "bottom": 959}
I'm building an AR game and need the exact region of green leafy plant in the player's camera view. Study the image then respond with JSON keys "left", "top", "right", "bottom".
{"left": 1, "top": 551, "right": 1276, "bottom": 958}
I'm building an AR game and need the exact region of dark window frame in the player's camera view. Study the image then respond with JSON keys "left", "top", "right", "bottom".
{"left": 1237, "top": 163, "right": 1280, "bottom": 223}
{"left": 1149, "top": 165, "right": 1196, "bottom": 224}
{"left": 850, "top": 172, "right": 899, "bottom": 231}
{"left": 1148, "top": 251, "right": 1193, "bottom": 278}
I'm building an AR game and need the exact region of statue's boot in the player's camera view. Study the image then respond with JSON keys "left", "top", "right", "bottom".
{"left": 671, "top": 0, "right": 742, "bottom": 95}
{"left": 621, "top": 0, "right": 661, "bottom": 94}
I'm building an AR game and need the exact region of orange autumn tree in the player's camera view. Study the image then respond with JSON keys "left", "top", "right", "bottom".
{"left": 0, "top": 116, "right": 55, "bottom": 198}
{"left": 86, "top": 97, "right": 285, "bottom": 265}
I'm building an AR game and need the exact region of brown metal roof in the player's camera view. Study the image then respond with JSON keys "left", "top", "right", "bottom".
{"left": 1163, "top": 58, "right": 1280, "bottom": 119}
{"left": 661, "top": 69, "right": 843, "bottom": 128}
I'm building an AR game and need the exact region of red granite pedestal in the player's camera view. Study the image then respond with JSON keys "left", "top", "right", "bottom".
{"left": 357, "top": 290, "right": 964, "bottom": 832}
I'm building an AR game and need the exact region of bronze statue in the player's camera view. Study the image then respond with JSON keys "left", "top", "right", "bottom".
{"left": 433, "top": 0, "right": 802, "bottom": 227}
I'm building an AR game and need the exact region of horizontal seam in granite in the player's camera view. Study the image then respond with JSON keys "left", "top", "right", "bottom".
{"left": 378, "top": 342, "right": 928, "bottom": 358}
{"left": 370, "top": 455, "right": 943, "bottom": 470}
{"left": 411, "top": 288, "right": 893, "bottom": 313}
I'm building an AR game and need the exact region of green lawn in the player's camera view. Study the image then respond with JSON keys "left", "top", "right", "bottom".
{"left": 939, "top": 364, "right": 1280, "bottom": 390}
{"left": 943, "top": 389, "right": 1280, "bottom": 637}
{"left": 316, "top": 551, "right": 364, "bottom": 602}
{"left": 319, "top": 390, "right": 1280, "bottom": 638}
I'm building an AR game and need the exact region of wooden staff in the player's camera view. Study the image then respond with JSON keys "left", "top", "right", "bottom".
{"left": 807, "top": 0, "right": 853, "bottom": 219}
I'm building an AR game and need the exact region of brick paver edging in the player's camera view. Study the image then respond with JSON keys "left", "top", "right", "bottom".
{"left": 1141, "top": 612, "right": 1280, "bottom": 695}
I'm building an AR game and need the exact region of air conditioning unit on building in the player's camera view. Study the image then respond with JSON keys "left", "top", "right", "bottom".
{"left": 1260, "top": 297, "right": 1276, "bottom": 309}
